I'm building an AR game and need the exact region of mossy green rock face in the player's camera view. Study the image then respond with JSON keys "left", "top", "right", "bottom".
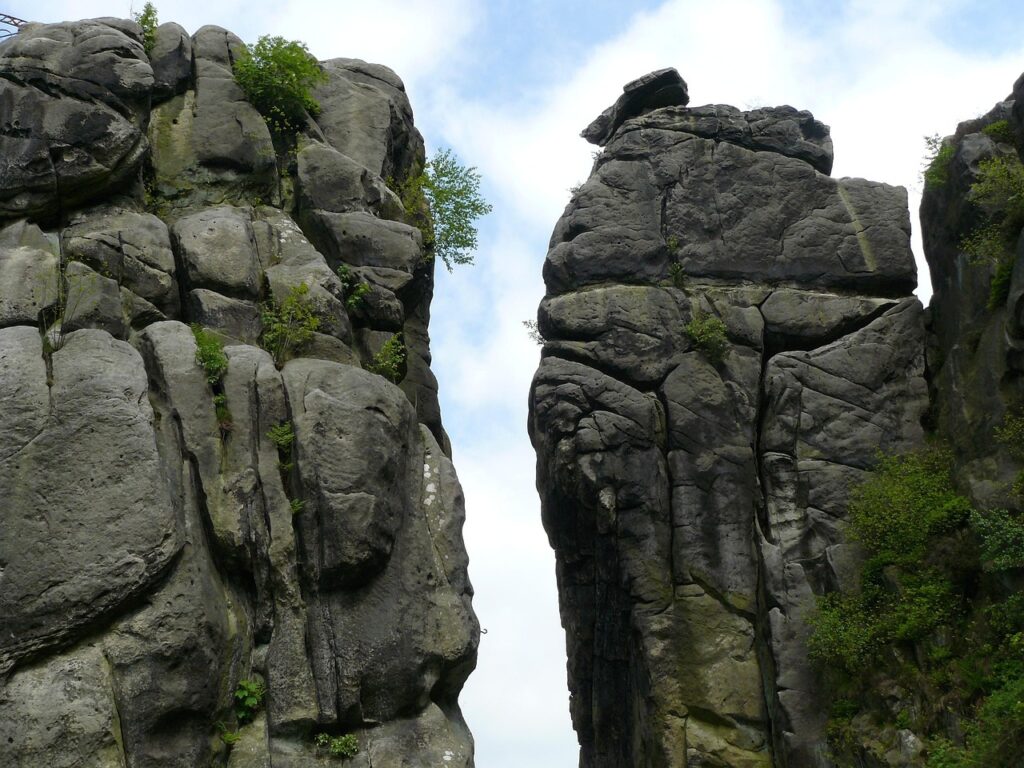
{"left": 530, "top": 71, "right": 929, "bottom": 768}
{"left": 0, "top": 17, "right": 476, "bottom": 768}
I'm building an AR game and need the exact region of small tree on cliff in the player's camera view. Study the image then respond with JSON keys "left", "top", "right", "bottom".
{"left": 233, "top": 35, "right": 327, "bottom": 136}
{"left": 394, "top": 148, "right": 492, "bottom": 271}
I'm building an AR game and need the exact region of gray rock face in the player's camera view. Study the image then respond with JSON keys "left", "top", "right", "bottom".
{"left": 0, "top": 17, "right": 476, "bottom": 768}
{"left": 547, "top": 124, "right": 910, "bottom": 297}
{"left": 148, "top": 26, "right": 277, "bottom": 213}
{"left": 150, "top": 22, "right": 192, "bottom": 101}
{"left": 921, "top": 93, "right": 1024, "bottom": 506}
{"left": 582, "top": 67, "right": 690, "bottom": 147}
{"left": 0, "top": 19, "right": 152, "bottom": 222}
{"left": 313, "top": 58, "right": 425, "bottom": 183}
{"left": 530, "top": 73, "right": 928, "bottom": 768}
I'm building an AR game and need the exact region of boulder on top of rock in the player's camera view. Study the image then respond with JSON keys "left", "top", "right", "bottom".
{"left": 582, "top": 68, "right": 689, "bottom": 146}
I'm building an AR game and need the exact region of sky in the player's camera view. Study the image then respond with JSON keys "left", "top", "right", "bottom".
{"left": 13, "top": 1, "right": 1024, "bottom": 765}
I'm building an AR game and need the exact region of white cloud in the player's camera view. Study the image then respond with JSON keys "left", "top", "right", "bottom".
{"left": 268, "top": 0, "right": 481, "bottom": 97}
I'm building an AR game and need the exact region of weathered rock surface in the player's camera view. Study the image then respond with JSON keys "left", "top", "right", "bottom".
{"left": 531, "top": 73, "right": 929, "bottom": 767}
{"left": 0, "top": 16, "right": 476, "bottom": 768}
{"left": 0, "top": 19, "right": 153, "bottom": 222}
{"left": 921, "top": 98, "right": 1024, "bottom": 507}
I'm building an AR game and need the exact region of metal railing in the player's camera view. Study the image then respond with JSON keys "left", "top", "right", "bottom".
{"left": 0, "top": 13, "right": 27, "bottom": 39}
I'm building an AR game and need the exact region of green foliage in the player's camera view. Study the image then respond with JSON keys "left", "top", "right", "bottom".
{"left": 685, "top": 310, "right": 728, "bottom": 363}
{"left": 133, "top": 2, "right": 158, "bottom": 55}
{"left": 289, "top": 498, "right": 305, "bottom": 515}
{"left": 523, "top": 319, "right": 544, "bottom": 345}
{"left": 366, "top": 333, "right": 405, "bottom": 383}
{"left": 191, "top": 325, "right": 229, "bottom": 385}
{"left": 233, "top": 679, "right": 265, "bottom": 724}
{"left": 847, "top": 447, "right": 972, "bottom": 566}
{"left": 394, "top": 148, "right": 492, "bottom": 271}
{"left": 983, "top": 119, "right": 1016, "bottom": 145}
{"left": 666, "top": 234, "right": 680, "bottom": 254}
{"left": 233, "top": 35, "right": 328, "bottom": 137}
{"left": 960, "top": 221, "right": 1007, "bottom": 267}
{"left": 314, "top": 733, "right": 359, "bottom": 759}
{"left": 972, "top": 509, "right": 1024, "bottom": 571}
{"left": 960, "top": 154, "right": 1024, "bottom": 310}
{"left": 267, "top": 421, "right": 295, "bottom": 451}
{"left": 810, "top": 442, "right": 1024, "bottom": 764}
{"left": 970, "top": 155, "right": 1024, "bottom": 215}
{"left": 807, "top": 591, "right": 883, "bottom": 672}
{"left": 954, "top": 659, "right": 1024, "bottom": 767}
{"left": 216, "top": 722, "right": 241, "bottom": 746}
{"left": 924, "top": 135, "right": 956, "bottom": 188}
{"left": 336, "top": 264, "right": 371, "bottom": 311}
{"left": 261, "top": 283, "right": 321, "bottom": 366}
{"left": 996, "top": 412, "right": 1024, "bottom": 461}
{"left": 213, "top": 393, "right": 232, "bottom": 432}
{"left": 989, "top": 255, "right": 1015, "bottom": 310}
{"left": 268, "top": 421, "right": 295, "bottom": 472}
{"left": 668, "top": 262, "right": 686, "bottom": 289}
{"left": 808, "top": 570, "right": 955, "bottom": 674}
{"left": 38, "top": 262, "right": 104, "bottom": 354}
{"left": 926, "top": 738, "right": 971, "bottom": 768}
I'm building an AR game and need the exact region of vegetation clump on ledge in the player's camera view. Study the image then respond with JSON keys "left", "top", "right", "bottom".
{"left": 233, "top": 35, "right": 328, "bottom": 137}
{"left": 808, "top": 444, "right": 1024, "bottom": 767}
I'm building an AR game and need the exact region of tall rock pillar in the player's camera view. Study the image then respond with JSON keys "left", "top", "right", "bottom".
{"left": 529, "top": 70, "right": 928, "bottom": 768}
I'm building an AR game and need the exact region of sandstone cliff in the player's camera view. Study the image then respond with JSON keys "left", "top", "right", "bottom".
{"left": 0, "top": 17, "right": 478, "bottom": 767}
{"left": 529, "top": 69, "right": 930, "bottom": 768}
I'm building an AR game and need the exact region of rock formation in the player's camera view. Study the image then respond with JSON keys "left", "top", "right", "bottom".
{"left": 0, "top": 17, "right": 478, "bottom": 767}
{"left": 529, "top": 69, "right": 932, "bottom": 767}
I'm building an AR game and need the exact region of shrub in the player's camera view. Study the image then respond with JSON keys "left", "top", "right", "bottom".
{"left": 996, "top": 412, "right": 1024, "bottom": 460}
{"left": 807, "top": 591, "right": 883, "bottom": 672}
{"left": 213, "top": 393, "right": 232, "bottom": 432}
{"left": 336, "top": 264, "right": 371, "bottom": 311}
{"left": 191, "top": 325, "right": 229, "bottom": 385}
{"left": 970, "top": 155, "right": 1024, "bottom": 223}
{"left": 366, "top": 333, "right": 405, "bottom": 383}
{"left": 261, "top": 283, "right": 320, "bottom": 366}
{"left": 847, "top": 446, "right": 972, "bottom": 566}
{"left": 923, "top": 135, "right": 955, "bottom": 188}
{"left": 314, "top": 733, "right": 359, "bottom": 759}
{"left": 959, "top": 154, "right": 1024, "bottom": 309}
{"left": 133, "top": 2, "right": 158, "bottom": 55}
{"left": 216, "top": 722, "right": 241, "bottom": 746}
{"left": 965, "top": 664, "right": 1024, "bottom": 766}
{"left": 668, "top": 262, "right": 686, "bottom": 288}
{"left": 972, "top": 509, "right": 1024, "bottom": 571}
{"left": 268, "top": 421, "right": 295, "bottom": 472}
{"left": 983, "top": 119, "right": 1016, "bottom": 145}
{"left": 394, "top": 148, "right": 492, "bottom": 271}
{"left": 234, "top": 679, "right": 265, "bottom": 724}
{"left": 685, "top": 310, "right": 728, "bottom": 363}
{"left": 267, "top": 421, "right": 295, "bottom": 451}
{"left": 289, "top": 498, "right": 304, "bottom": 515}
{"left": 233, "top": 35, "right": 328, "bottom": 136}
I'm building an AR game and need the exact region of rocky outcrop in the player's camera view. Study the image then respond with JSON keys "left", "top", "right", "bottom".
{"left": 0, "top": 16, "right": 476, "bottom": 767}
{"left": 921, "top": 94, "right": 1024, "bottom": 504}
{"left": 530, "top": 72, "right": 928, "bottom": 767}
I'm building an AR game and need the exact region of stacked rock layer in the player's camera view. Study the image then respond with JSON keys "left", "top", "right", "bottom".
{"left": 0, "top": 17, "right": 478, "bottom": 768}
{"left": 529, "top": 70, "right": 929, "bottom": 768}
